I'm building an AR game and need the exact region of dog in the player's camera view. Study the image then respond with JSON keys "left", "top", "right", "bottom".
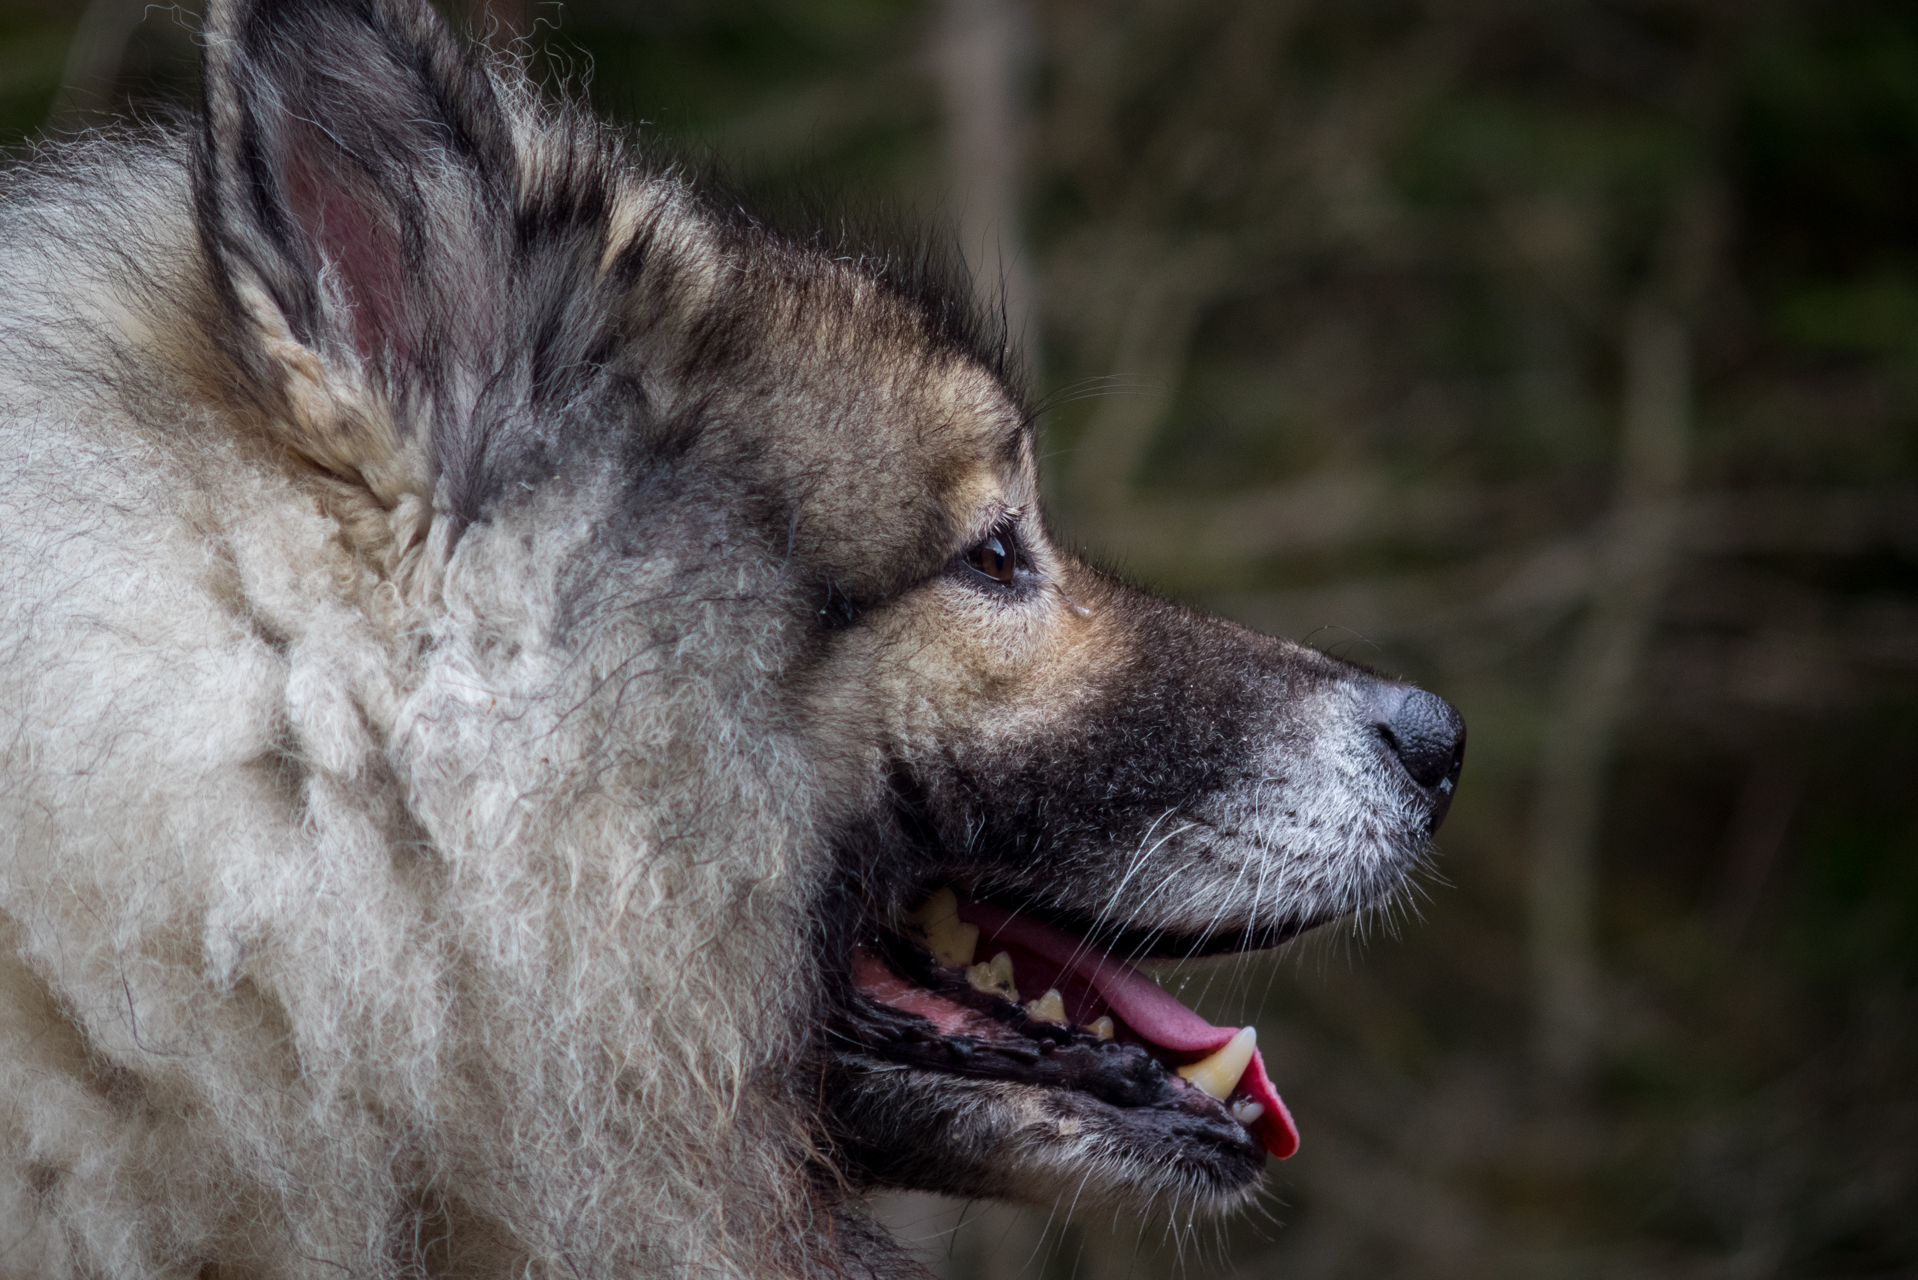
{"left": 0, "top": 0, "right": 1464, "bottom": 1274}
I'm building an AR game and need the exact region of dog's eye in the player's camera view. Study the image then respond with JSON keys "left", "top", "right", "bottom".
{"left": 963, "top": 529, "right": 1020, "bottom": 585}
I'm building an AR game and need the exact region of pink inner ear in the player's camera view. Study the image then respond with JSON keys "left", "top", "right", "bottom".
{"left": 280, "top": 121, "right": 413, "bottom": 369}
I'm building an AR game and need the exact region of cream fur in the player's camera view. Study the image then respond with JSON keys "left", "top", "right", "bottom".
{"left": 0, "top": 144, "right": 850, "bottom": 1279}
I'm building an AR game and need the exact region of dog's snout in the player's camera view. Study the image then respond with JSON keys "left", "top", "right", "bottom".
{"left": 1386, "top": 689, "right": 1466, "bottom": 790}
{"left": 1367, "top": 684, "right": 1466, "bottom": 830}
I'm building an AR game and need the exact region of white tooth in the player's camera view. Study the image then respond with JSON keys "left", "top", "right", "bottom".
{"left": 1177, "top": 1026, "right": 1257, "bottom": 1102}
{"left": 965, "top": 951, "right": 1019, "bottom": 1003}
{"left": 907, "top": 887, "right": 979, "bottom": 968}
{"left": 1231, "top": 1101, "right": 1266, "bottom": 1127}
{"left": 1088, "top": 1016, "right": 1115, "bottom": 1040}
{"left": 1025, "top": 989, "right": 1067, "bottom": 1024}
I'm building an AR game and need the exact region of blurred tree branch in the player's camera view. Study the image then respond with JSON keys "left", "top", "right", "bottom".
{"left": 43, "top": 0, "right": 144, "bottom": 132}
{"left": 1066, "top": 235, "right": 1238, "bottom": 510}
{"left": 933, "top": 0, "right": 1041, "bottom": 377}
{"left": 1714, "top": 752, "right": 1804, "bottom": 946}
{"left": 1072, "top": 483, "right": 1918, "bottom": 575}
{"left": 1528, "top": 294, "right": 1696, "bottom": 1098}
{"left": 1042, "top": 1, "right": 1461, "bottom": 515}
{"left": 1525, "top": 7, "right": 1734, "bottom": 1087}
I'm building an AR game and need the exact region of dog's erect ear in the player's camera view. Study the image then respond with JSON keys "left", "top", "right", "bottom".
{"left": 196, "top": 0, "right": 515, "bottom": 497}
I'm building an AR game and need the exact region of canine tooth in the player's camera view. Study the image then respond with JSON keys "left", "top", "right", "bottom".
{"left": 1025, "top": 989, "right": 1067, "bottom": 1024}
{"left": 1177, "top": 1026, "right": 1257, "bottom": 1101}
{"left": 906, "top": 887, "right": 979, "bottom": 968}
{"left": 1231, "top": 1100, "right": 1266, "bottom": 1126}
{"left": 965, "top": 951, "right": 1019, "bottom": 1003}
{"left": 1088, "top": 1016, "right": 1114, "bottom": 1040}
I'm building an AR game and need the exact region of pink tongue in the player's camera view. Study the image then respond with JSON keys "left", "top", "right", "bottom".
{"left": 957, "top": 898, "right": 1299, "bottom": 1159}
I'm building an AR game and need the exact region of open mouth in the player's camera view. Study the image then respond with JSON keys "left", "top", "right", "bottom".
{"left": 843, "top": 889, "right": 1299, "bottom": 1161}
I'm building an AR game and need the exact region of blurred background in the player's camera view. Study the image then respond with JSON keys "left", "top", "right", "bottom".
{"left": 4, "top": 0, "right": 1915, "bottom": 1275}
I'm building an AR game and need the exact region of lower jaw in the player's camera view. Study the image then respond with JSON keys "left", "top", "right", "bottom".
{"left": 825, "top": 1052, "right": 1267, "bottom": 1213}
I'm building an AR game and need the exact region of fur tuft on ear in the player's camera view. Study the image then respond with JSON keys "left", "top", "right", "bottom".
{"left": 196, "top": 0, "right": 517, "bottom": 500}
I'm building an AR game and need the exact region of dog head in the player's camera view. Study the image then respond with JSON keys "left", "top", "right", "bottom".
{"left": 804, "top": 426, "right": 1464, "bottom": 1214}
{"left": 188, "top": 0, "right": 1463, "bottom": 1246}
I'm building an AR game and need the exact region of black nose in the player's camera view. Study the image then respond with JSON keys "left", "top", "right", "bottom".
{"left": 1380, "top": 688, "right": 1466, "bottom": 822}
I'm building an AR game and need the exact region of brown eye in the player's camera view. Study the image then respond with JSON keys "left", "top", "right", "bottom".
{"left": 964, "top": 530, "right": 1019, "bottom": 585}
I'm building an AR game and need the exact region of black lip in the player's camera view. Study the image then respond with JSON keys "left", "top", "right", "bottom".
{"left": 842, "top": 982, "right": 1182, "bottom": 1112}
